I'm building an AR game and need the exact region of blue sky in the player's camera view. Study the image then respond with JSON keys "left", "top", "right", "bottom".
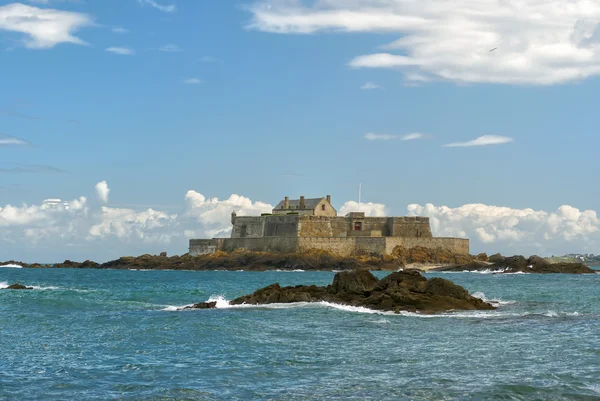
{"left": 1, "top": 0, "right": 600, "bottom": 261}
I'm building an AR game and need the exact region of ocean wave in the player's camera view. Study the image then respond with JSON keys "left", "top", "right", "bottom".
{"left": 274, "top": 269, "right": 306, "bottom": 272}
{"left": 161, "top": 294, "right": 581, "bottom": 319}
{"left": 471, "top": 291, "right": 516, "bottom": 306}
{"left": 431, "top": 269, "right": 531, "bottom": 275}
{"left": 0, "top": 264, "right": 23, "bottom": 268}
{"left": 0, "top": 281, "right": 8, "bottom": 289}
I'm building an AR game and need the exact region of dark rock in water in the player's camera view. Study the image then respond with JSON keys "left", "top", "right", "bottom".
{"left": 183, "top": 301, "right": 217, "bottom": 309}
{"left": 488, "top": 253, "right": 505, "bottom": 264}
{"left": 229, "top": 269, "right": 494, "bottom": 314}
{"left": 330, "top": 269, "right": 379, "bottom": 294}
{"left": 4, "top": 283, "right": 33, "bottom": 290}
{"left": 436, "top": 254, "right": 595, "bottom": 274}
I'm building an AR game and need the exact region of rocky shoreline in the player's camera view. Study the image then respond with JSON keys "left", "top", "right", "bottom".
{"left": 1, "top": 247, "right": 596, "bottom": 274}
{"left": 184, "top": 269, "right": 495, "bottom": 314}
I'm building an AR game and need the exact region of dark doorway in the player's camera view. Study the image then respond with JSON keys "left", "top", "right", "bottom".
{"left": 354, "top": 222, "right": 362, "bottom": 231}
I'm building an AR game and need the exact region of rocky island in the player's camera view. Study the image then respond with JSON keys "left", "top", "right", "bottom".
{"left": 185, "top": 269, "right": 495, "bottom": 314}
{"left": 1, "top": 246, "right": 596, "bottom": 274}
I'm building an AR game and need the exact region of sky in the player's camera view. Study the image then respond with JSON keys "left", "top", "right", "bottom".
{"left": 1, "top": 0, "right": 600, "bottom": 262}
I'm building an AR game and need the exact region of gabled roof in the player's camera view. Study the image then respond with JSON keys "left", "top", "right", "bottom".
{"left": 274, "top": 197, "right": 325, "bottom": 210}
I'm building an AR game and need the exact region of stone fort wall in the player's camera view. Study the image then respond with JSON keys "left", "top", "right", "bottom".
{"left": 229, "top": 215, "right": 433, "bottom": 239}
{"left": 189, "top": 237, "right": 469, "bottom": 257}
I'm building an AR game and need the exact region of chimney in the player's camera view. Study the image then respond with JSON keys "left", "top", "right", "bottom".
{"left": 284, "top": 196, "right": 289, "bottom": 209}
{"left": 231, "top": 210, "right": 237, "bottom": 225}
{"left": 326, "top": 195, "right": 331, "bottom": 204}
{"left": 299, "top": 196, "right": 305, "bottom": 209}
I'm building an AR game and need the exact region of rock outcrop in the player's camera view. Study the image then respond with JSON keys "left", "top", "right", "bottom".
{"left": 229, "top": 269, "right": 494, "bottom": 314}
{"left": 183, "top": 301, "right": 217, "bottom": 309}
{"left": 391, "top": 246, "right": 474, "bottom": 265}
{"left": 436, "top": 254, "right": 596, "bottom": 274}
{"left": 3, "top": 283, "right": 33, "bottom": 290}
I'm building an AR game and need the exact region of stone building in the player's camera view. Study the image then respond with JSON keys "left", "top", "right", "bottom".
{"left": 190, "top": 195, "right": 468, "bottom": 257}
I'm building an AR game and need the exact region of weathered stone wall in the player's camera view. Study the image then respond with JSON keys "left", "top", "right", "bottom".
{"left": 189, "top": 239, "right": 226, "bottom": 256}
{"left": 355, "top": 237, "right": 387, "bottom": 254}
{"left": 388, "top": 217, "right": 433, "bottom": 238}
{"left": 361, "top": 217, "right": 389, "bottom": 236}
{"left": 231, "top": 216, "right": 265, "bottom": 238}
{"left": 264, "top": 215, "right": 299, "bottom": 237}
{"left": 221, "top": 237, "right": 299, "bottom": 253}
{"left": 313, "top": 199, "right": 338, "bottom": 217}
{"left": 190, "top": 236, "right": 469, "bottom": 257}
{"left": 384, "top": 237, "right": 469, "bottom": 255}
{"left": 297, "top": 237, "right": 357, "bottom": 256}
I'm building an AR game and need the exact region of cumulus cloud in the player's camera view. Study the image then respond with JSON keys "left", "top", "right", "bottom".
{"left": 408, "top": 203, "right": 600, "bottom": 255}
{"left": 339, "top": 201, "right": 387, "bottom": 217}
{"left": 365, "top": 132, "right": 427, "bottom": 141}
{"left": 106, "top": 47, "right": 134, "bottom": 55}
{"left": 138, "top": 0, "right": 176, "bottom": 13}
{"left": 0, "top": 184, "right": 273, "bottom": 261}
{"left": 95, "top": 181, "right": 109, "bottom": 204}
{"left": 0, "top": 3, "right": 91, "bottom": 49}
{"left": 361, "top": 82, "right": 381, "bottom": 90}
{"left": 247, "top": 0, "right": 600, "bottom": 85}
{"left": 444, "top": 135, "right": 513, "bottom": 147}
{"left": 112, "top": 27, "right": 128, "bottom": 34}
{"left": 0, "top": 136, "right": 30, "bottom": 146}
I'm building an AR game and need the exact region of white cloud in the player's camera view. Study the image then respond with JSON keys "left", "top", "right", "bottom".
{"left": 112, "top": 27, "right": 128, "bottom": 34}
{"left": 0, "top": 184, "right": 273, "bottom": 261}
{"left": 183, "top": 78, "right": 202, "bottom": 85}
{"left": 95, "top": 181, "right": 110, "bottom": 204}
{"left": 365, "top": 132, "right": 427, "bottom": 141}
{"left": 3, "top": 184, "right": 600, "bottom": 260}
{"left": 408, "top": 203, "right": 600, "bottom": 255}
{"left": 138, "top": 0, "right": 176, "bottom": 13}
{"left": 159, "top": 44, "right": 180, "bottom": 52}
{"left": 247, "top": 0, "right": 600, "bottom": 85}
{"left": 361, "top": 81, "right": 381, "bottom": 90}
{"left": 106, "top": 46, "right": 134, "bottom": 55}
{"left": 444, "top": 135, "right": 513, "bottom": 148}
{"left": 0, "top": 3, "right": 91, "bottom": 49}
{"left": 339, "top": 201, "right": 387, "bottom": 217}
{"left": 0, "top": 136, "right": 29, "bottom": 146}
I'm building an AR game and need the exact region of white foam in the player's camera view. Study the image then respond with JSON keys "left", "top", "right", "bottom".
{"left": 30, "top": 285, "right": 60, "bottom": 291}
{"left": 161, "top": 304, "right": 195, "bottom": 311}
{"left": 274, "top": 269, "right": 306, "bottom": 272}
{"left": 0, "top": 281, "right": 8, "bottom": 289}
{"left": 0, "top": 264, "right": 23, "bottom": 268}
{"left": 471, "top": 291, "right": 516, "bottom": 306}
{"left": 317, "top": 301, "right": 395, "bottom": 315}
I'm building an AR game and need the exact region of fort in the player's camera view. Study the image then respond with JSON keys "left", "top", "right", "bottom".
{"left": 189, "top": 195, "right": 469, "bottom": 257}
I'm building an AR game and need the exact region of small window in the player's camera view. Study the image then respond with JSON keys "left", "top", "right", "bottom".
{"left": 321, "top": 204, "right": 326, "bottom": 211}
{"left": 354, "top": 222, "right": 362, "bottom": 231}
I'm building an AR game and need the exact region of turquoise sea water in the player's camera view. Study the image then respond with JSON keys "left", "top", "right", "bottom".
{"left": 1, "top": 267, "right": 599, "bottom": 401}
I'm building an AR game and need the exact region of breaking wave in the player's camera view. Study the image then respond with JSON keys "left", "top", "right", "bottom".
{"left": 160, "top": 295, "right": 582, "bottom": 320}
{"left": 0, "top": 264, "right": 23, "bottom": 268}
{"left": 471, "top": 291, "right": 516, "bottom": 306}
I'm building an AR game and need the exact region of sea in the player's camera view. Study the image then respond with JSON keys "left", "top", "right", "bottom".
{"left": 1, "top": 266, "right": 599, "bottom": 401}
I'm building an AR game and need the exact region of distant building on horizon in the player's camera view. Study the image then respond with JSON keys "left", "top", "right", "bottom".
{"left": 43, "top": 199, "right": 70, "bottom": 209}
{"left": 190, "top": 194, "right": 468, "bottom": 257}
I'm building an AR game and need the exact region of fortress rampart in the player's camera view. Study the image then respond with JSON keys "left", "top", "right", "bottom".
{"left": 189, "top": 195, "right": 468, "bottom": 257}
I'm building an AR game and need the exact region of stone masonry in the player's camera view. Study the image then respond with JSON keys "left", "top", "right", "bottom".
{"left": 189, "top": 195, "right": 469, "bottom": 257}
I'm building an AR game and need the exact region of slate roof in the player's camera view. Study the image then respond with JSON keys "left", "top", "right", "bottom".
{"left": 274, "top": 197, "right": 325, "bottom": 210}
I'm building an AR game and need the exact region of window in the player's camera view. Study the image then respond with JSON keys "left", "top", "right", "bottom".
{"left": 354, "top": 222, "right": 362, "bottom": 231}
{"left": 321, "top": 204, "right": 326, "bottom": 211}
